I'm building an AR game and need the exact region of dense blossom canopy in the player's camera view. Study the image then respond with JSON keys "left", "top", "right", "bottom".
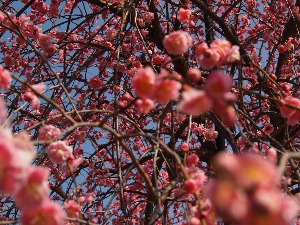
{"left": 0, "top": 0, "right": 299, "bottom": 225}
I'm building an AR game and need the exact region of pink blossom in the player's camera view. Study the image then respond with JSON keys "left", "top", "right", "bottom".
{"left": 195, "top": 43, "right": 220, "bottom": 69}
{"left": 184, "top": 179, "right": 198, "bottom": 194}
{"left": 113, "top": 85, "right": 122, "bottom": 93}
{"left": 0, "top": 130, "right": 31, "bottom": 194}
{"left": 136, "top": 98, "right": 154, "bottom": 114}
{"left": 186, "top": 167, "right": 207, "bottom": 191}
{"left": 279, "top": 96, "right": 300, "bottom": 126}
{"left": 0, "top": 152, "right": 24, "bottom": 194}
{"left": 196, "top": 40, "right": 240, "bottom": 68}
{"left": 210, "top": 39, "right": 232, "bottom": 63}
{"left": 64, "top": 200, "right": 81, "bottom": 219}
{"left": 39, "top": 125, "right": 62, "bottom": 141}
{"left": 15, "top": 166, "right": 50, "bottom": 209}
{"left": 79, "top": 193, "right": 95, "bottom": 203}
{"left": 245, "top": 189, "right": 299, "bottom": 225}
{"left": 278, "top": 45, "right": 286, "bottom": 53}
{"left": 163, "top": 31, "right": 192, "bottom": 55}
{"left": 38, "top": 34, "right": 53, "bottom": 50}
{"left": 186, "top": 68, "right": 202, "bottom": 82}
{"left": 205, "top": 71, "right": 233, "bottom": 99}
{"left": 89, "top": 77, "right": 104, "bottom": 89}
{"left": 47, "top": 141, "right": 73, "bottom": 164}
{"left": 4, "top": 55, "right": 13, "bottom": 66}
{"left": 210, "top": 39, "right": 240, "bottom": 64}
{"left": 214, "top": 153, "right": 278, "bottom": 190}
{"left": 20, "top": 200, "right": 65, "bottom": 225}
{"left": 0, "top": 66, "right": 12, "bottom": 90}
{"left": 263, "top": 123, "right": 274, "bottom": 134}
{"left": 214, "top": 104, "right": 237, "bottom": 127}
{"left": 177, "top": 8, "right": 192, "bottom": 23}
{"left": 203, "top": 129, "right": 218, "bottom": 141}
{"left": 13, "top": 131, "right": 36, "bottom": 162}
{"left": 178, "top": 89, "right": 213, "bottom": 115}
{"left": 132, "top": 67, "right": 156, "bottom": 99}
{"left": 23, "top": 83, "right": 46, "bottom": 110}
{"left": 186, "top": 153, "right": 199, "bottom": 167}
{"left": 61, "top": 157, "right": 84, "bottom": 174}
{"left": 153, "top": 74, "right": 182, "bottom": 104}
{"left": 189, "top": 217, "right": 201, "bottom": 225}
{"left": 180, "top": 143, "right": 190, "bottom": 152}
{"left": 207, "top": 180, "right": 249, "bottom": 223}
{"left": 226, "top": 45, "right": 241, "bottom": 63}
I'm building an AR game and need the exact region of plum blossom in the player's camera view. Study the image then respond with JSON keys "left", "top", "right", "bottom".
{"left": 89, "top": 77, "right": 104, "bottom": 89}
{"left": 178, "top": 89, "right": 213, "bottom": 115}
{"left": 205, "top": 70, "right": 233, "bottom": 99}
{"left": 186, "top": 68, "right": 202, "bottom": 82}
{"left": 195, "top": 39, "right": 240, "bottom": 69}
{"left": 0, "top": 128, "right": 35, "bottom": 194}
{"left": 0, "top": 65, "right": 12, "bottom": 90}
{"left": 180, "top": 143, "right": 190, "bottom": 152}
{"left": 177, "top": 8, "right": 192, "bottom": 23}
{"left": 213, "top": 153, "right": 278, "bottom": 190}
{"left": 38, "top": 34, "right": 57, "bottom": 54}
{"left": 132, "top": 67, "right": 156, "bottom": 99}
{"left": 184, "top": 179, "right": 198, "bottom": 194}
{"left": 39, "top": 125, "right": 62, "bottom": 141}
{"left": 64, "top": 200, "right": 81, "bottom": 219}
{"left": 136, "top": 98, "right": 154, "bottom": 114}
{"left": 195, "top": 42, "right": 220, "bottom": 69}
{"left": 152, "top": 70, "right": 182, "bottom": 104}
{"left": 61, "top": 157, "right": 84, "bottom": 174}
{"left": 23, "top": 83, "right": 46, "bottom": 110}
{"left": 15, "top": 166, "right": 50, "bottom": 209}
{"left": 163, "top": 31, "right": 192, "bottom": 55}
{"left": 186, "top": 153, "right": 199, "bottom": 167}
{"left": 20, "top": 200, "right": 65, "bottom": 225}
{"left": 279, "top": 96, "right": 300, "bottom": 126}
{"left": 207, "top": 152, "right": 299, "bottom": 225}
{"left": 182, "top": 167, "right": 207, "bottom": 197}
{"left": 203, "top": 128, "right": 218, "bottom": 141}
{"left": 0, "top": 139, "right": 25, "bottom": 194}
{"left": 47, "top": 141, "right": 73, "bottom": 164}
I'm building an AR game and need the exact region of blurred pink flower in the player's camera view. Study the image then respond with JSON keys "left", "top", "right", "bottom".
{"left": 279, "top": 96, "right": 300, "bottom": 126}
{"left": 132, "top": 67, "right": 156, "bottom": 99}
{"left": 136, "top": 98, "right": 154, "bottom": 114}
{"left": 178, "top": 89, "right": 212, "bottom": 115}
{"left": 47, "top": 141, "right": 73, "bottom": 164}
{"left": 205, "top": 71, "right": 233, "bottom": 99}
{"left": 163, "top": 31, "right": 192, "bottom": 55}
{"left": 15, "top": 166, "right": 50, "bottom": 209}
{"left": 20, "top": 200, "right": 65, "bottom": 225}
{"left": 153, "top": 72, "right": 182, "bottom": 104}
{"left": 39, "top": 125, "right": 61, "bottom": 141}
{"left": 0, "top": 66, "right": 12, "bottom": 90}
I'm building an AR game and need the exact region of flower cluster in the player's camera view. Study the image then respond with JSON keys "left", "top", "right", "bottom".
{"left": 22, "top": 82, "right": 46, "bottom": 111}
{"left": 0, "top": 127, "right": 65, "bottom": 225}
{"left": 195, "top": 39, "right": 240, "bottom": 69}
{"left": 279, "top": 96, "right": 300, "bottom": 126}
{"left": 178, "top": 70, "right": 237, "bottom": 127}
{"left": 132, "top": 67, "right": 182, "bottom": 113}
{"left": 207, "top": 153, "right": 299, "bottom": 225}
